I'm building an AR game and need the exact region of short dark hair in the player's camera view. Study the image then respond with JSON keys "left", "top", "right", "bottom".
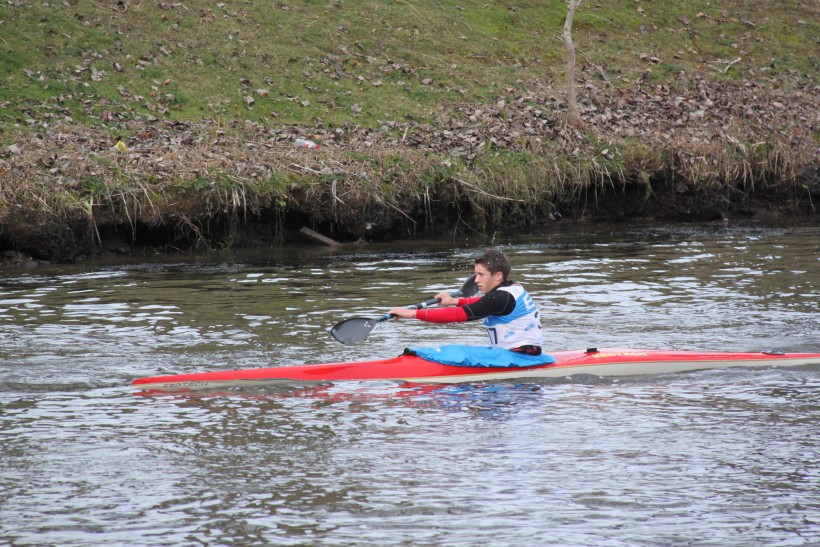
{"left": 475, "top": 248, "right": 511, "bottom": 281}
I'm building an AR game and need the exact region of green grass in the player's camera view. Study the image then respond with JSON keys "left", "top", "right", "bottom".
{"left": 1, "top": 0, "right": 816, "bottom": 137}
{"left": 0, "top": 0, "right": 817, "bottom": 260}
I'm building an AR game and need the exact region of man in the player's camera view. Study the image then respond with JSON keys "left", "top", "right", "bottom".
{"left": 389, "top": 248, "right": 543, "bottom": 355}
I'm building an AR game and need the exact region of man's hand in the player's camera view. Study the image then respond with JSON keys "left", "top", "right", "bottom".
{"left": 388, "top": 307, "right": 416, "bottom": 319}
{"left": 435, "top": 292, "right": 459, "bottom": 307}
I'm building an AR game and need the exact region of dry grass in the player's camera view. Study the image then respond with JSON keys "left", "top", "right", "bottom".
{"left": 1, "top": 108, "right": 815, "bottom": 258}
{"left": 1, "top": 0, "right": 817, "bottom": 259}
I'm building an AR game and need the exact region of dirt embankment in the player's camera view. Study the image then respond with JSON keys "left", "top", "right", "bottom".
{"left": 1, "top": 69, "right": 818, "bottom": 264}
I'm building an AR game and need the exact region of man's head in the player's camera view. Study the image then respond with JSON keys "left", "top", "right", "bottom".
{"left": 474, "top": 248, "right": 511, "bottom": 293}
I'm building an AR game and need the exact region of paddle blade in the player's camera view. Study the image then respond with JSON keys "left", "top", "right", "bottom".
{"left": 330, "top": 273, "right": 475, "bottom": 345}
{"left": 459, "top": 273, "right": 478, "bottom": 297}
{"left": 330, "top": 317, "right": 378, "bottom": 345}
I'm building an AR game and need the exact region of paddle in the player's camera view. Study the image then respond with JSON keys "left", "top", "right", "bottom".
{"left": 330, "top": 273, "right": 478, "bottom": 345}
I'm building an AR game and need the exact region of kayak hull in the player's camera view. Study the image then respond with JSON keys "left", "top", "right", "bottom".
{"left": 132, "top": 348, "right": 820, "bottom": 392}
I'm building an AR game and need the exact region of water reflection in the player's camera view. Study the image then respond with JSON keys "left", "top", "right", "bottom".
{"left": 138, "top": 380, "right": 553, "bottom": 422}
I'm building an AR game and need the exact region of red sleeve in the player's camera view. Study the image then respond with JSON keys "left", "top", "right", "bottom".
{"left": 415, "top": 306, "right": 468, "bottom": 323}
{"left": 458, "top": 296, "right": 482, "bottom": 306}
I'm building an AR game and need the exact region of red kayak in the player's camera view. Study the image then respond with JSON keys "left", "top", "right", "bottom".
{"left": 132, "top": 348, "right": 820, "bottom": 392}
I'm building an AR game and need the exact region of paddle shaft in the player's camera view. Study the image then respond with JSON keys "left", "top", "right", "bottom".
{"left": 330, "top": 274, "right": 478, "bottom": 345}
{"left": 372, "top": 295, "right": 448, "bottom": 324}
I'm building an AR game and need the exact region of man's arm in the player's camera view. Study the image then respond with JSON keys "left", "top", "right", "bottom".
{"left": 461, "top": 290, "right": 515, "bottom": 320}
{"left": 390, "top": 290, "right": 515, "bottom": 323}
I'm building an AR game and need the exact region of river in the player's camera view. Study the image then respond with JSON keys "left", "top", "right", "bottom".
{"left": 1, "top": 222, "right": 818, "bottom": 546}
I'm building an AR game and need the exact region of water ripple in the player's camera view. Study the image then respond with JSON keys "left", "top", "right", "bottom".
{"left": 1, "top": 224, "right": 819, "bottom": 545}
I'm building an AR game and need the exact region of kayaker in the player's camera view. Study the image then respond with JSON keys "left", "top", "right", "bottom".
{"left": 389, "top": 248, "right": 543, "bottom": 355}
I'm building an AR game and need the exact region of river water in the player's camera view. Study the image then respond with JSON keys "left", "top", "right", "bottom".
{"left": 1, "top": 222, "right": 818, "bottom": 546}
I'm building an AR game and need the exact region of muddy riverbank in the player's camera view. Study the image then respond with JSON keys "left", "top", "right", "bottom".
{"left": 2, "top": 75, "right": 818, "bottom": 263}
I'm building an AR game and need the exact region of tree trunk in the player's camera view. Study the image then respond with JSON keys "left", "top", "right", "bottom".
{"left": 563, "top": 0, "right": 583, "bottom": 127}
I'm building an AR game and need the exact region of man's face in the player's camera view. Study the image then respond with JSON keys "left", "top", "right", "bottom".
{"left": 474, "top": 263, "right": 503, "bottom": 294}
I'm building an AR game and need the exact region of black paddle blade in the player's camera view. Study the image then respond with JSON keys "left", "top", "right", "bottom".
{"left": 330, "top": 317, "right": 377, "bottom": 345}
{"left": 459, "top": 273, "right": 478, "bottom": 297}
{"left": 330, "top": 273, "right": 476, "bottom": 345}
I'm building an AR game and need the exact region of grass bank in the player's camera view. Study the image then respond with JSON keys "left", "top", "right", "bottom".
{"left": 1, "top": 0, "right": 818, "bottom": 261}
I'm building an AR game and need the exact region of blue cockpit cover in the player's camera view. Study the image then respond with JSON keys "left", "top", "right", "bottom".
{"left": 407, "top": 345, "right": 556, "bottom": 368}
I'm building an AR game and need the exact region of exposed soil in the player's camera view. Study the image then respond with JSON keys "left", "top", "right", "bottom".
{"left": 2, "top": 71, "right": 818, "bottom": 264}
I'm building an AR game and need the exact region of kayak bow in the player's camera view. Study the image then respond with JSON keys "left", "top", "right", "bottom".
{"left": 132, "top": 348, "right": 820, "bottom": 392}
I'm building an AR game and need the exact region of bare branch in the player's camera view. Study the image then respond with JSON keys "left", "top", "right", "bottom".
{"left": 563, "top": 0, "right": 584, "bottom": 127}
